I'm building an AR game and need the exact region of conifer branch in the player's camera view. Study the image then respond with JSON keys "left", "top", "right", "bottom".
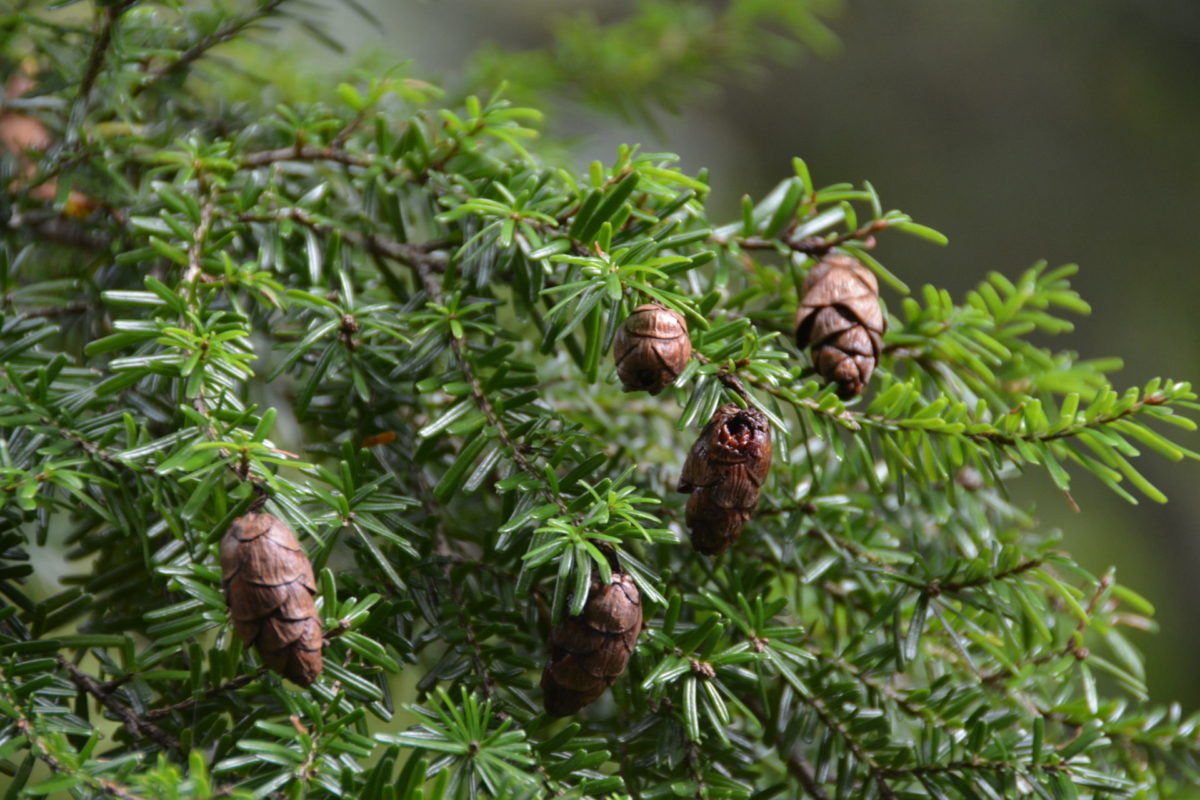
{"left": 795, "top": 691, "right": 899, "bottom": 800}
{"left": 744, "top": 695, "right": 832, "bottom": 799}
{"left": 77, "top": 0, "right": 138, "bottom": 102}
{"left": 19, "top": 720, "right": 148, "bottom": 800}
{"left": 407, "top": 247, "right": 570, "bottom": 515}
{"left": 57, "top": 658, "right": 181, "bottom": 750}
{"left": 3, "top": 3, "right": 1198, "bottom": 796}
{"left": 241, "top": 144, "right": 375, "bottom": 171}
{"left": 1, "top": 665, "right": 149, "bottom": 800}
{"left": 876, "top": 759, "right": 1071, "bottom": 779}
{"left": 143, "top": 670, "right": 266, "bottom": 721}
{"left": 933, "top": 558, "right": 1043, "bottom": 594}
{"left": 785, "top": 751, "right": 832, "bottom": 800}
{"left": 4, "top": 373, "right": 156, "bottom": 477}
{"left": 135, "top": 0, "right": 292, "bottom": 94}
{"left": 183, "top": 179, "right": 217, "bottom": 289}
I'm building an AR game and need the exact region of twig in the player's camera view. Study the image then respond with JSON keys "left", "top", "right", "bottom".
{"left": 78, "top": 1, "right": 138, "bottom": 102}
{"left": 692, "top": 351, "right": 753, "bottom": 406}
{"left": 18, "top": 299, "right": 93, "bottom": 319}
{"left": 405, "top": 245, "right": 570, "bottom": 515}
{"left": 7, "top": 212, "right": 112, "bottom": 251}
{"left": 183, "top": 179, "right": 217, "bottom": 288}
{"left": 1, "top": 662, "right": 149, "bottom": 800}
{"left": 683, "top": 739, "right": 710, "bottom": 799}
{"left": 16, "top": 300, "right": 97, "bottom": 319}
{"left": 743, "top": 695, "right": 831, "bottom": 800}
{"left": 238, "top": 113, "right": 481, "bottom": 197}
{"left": 449, "top": 577, "right": 495, "bottom": 698}
{"left": 728, "top": 362, "right": 1172, "bottom": 449}
{"left": 934, "top": 558, "right": 1043, "bottom": 594}
{"left": 783, "top": 750, "right": 831, "bottom": 800}
{"left": 714, "top": 370, "right": 752, "bottom": 404}
{"left": 17, "top": 720, "right": 147, "bottom": 800}
{"left": 795, "top": 690, "right": 899, "bottom": 800}
{"left": 980, "top": 569, "right": 1111, "bottom": 685}
{"left": 744, "top": 677, "right": 900, "bottom": 800}
{"left": 135, "top": 0, "right": 291, "bottom": 95}
{"left": 452, "top": 333, "right": 567, "bottom": 514}
{"left": 144, "top": 669, "right": 265, "bottom": 720}
{"left": 58, "top": 657, "right": 180, "bottom": 750}
{"left": 4, "top": 376, "right": 157, "bottom": 477}
{"left": 269, "top": 199, "right": 571, "bottom": 518}
{"left": 242, "top": 144, "right": 374, "bottom": 171}
{"left": 713, "top": 218, "right": 889, "bottom": 257}
{"left": 756, "top": 501, "right": 817, "bottom": 518}
{"left": 807, "top": 648, "right": 925, "bottom": 721}
{"left": 191, "top": 393, "right": 268, "bottom": 491}
{"left": 237, "top": 208, "right": 448, "bottom": 274}
{"left": 786, "top": 218, "right": 891, "bottom": 256}
{"left": 876, "top": 758, "right": 1070, "bottom": 780}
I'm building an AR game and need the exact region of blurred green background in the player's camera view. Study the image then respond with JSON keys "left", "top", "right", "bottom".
{"left": 311, "top": 0, "right": 1200, "bottom": 708}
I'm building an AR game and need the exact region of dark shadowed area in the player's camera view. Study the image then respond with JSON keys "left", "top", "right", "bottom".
{"left": 324, "top": 0, "right": 1200, "bottom": 708}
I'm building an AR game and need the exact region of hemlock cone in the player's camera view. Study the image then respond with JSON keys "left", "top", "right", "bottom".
{"left": 678, "top": 404, "right": 773, "bottom": 555}
{"left": 220, "top": 512, "right": 324, "bottom": 687}
{"left": 613, "top": 302, "right": 692, "bottom": 394}
{"left": 541, "top": 573, "right": 643, "bottom": 716}
{"left": 794, "top": 253, "right": 885, "bottom": 399}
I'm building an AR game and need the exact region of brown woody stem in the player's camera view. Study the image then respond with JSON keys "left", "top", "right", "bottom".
{"left": 743, "top": 695, "right": 831, "bottom": 800}
{"left": 134, "top": 0, "right": 291, "bottom": 95}
{"left": 143, "top": 669, "right": 266, "bottom": 720}
{"left": 78, "top": 1, "right": 138, "bottom": 102}
{"left": 58, "top": 658, "right": 180, "bottom": 750}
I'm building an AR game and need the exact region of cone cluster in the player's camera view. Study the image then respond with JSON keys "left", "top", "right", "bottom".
{"left": 794, "top": 253, "right": 885, "bottom": 399}
{"left": 220, "top": 512, "right": 323, "bottom": 687}
{"left": 541, "top": 573, "right": 643, "bottom": 717}
{"left": 545, "top": 258, "right": 885, "bottom": 712}
{"left": 211, "top": 256, "right": 884, "bottom": 711}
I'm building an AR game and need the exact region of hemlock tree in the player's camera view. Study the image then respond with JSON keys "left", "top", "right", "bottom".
{"left": 1, "top": 1, "right": 1199, "bottom": 798}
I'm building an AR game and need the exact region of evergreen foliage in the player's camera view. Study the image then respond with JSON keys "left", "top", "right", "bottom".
{"left": 1, "top": 2, "right": 1199, "bottom": 798}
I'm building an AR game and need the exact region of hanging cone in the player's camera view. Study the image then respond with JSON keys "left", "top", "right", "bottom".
{"left": 541, "top": 573, "right": 642, "bottom": 716}
{"left": 612, "top": 303, "right": 692, "bottom": 394}
{"left": 220, "top": 512, "right": 323, "bottom": 686}
{"left": 678, "top": 404, "right": 773, "bottom": 555}
{"left": 794, "top": 253, "right": 885, "bottom": 399}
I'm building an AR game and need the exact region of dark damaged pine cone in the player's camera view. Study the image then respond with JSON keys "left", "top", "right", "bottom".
{"left": 794, "top": 253, "right": 885, "bottom": 399}
{"left": 220, "top": 512, "right": 323, "bottom": 686}
{"left": 541, "top": 573, "right": 642, "bottom": 716}
{"left": 612, "top": 303, "right": 692, "bottom": 394}
{"left": 678, "top": 404, "right": 773, "bottom": 555}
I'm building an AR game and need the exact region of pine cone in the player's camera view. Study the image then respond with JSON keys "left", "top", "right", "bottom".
{"left": 220, "top": 512, "right": 323, "bottom": 686}
{"left": 794, "top": 254, "right": 885, "bottom": 399}
{"left": 678, "top": 404, "right": 772, "bottom": 555}
{"left": 612, "top": 303, "right": 691, "bottom": 394}
{"left": 541, "top": 573, "right": 642, "bottom": 716}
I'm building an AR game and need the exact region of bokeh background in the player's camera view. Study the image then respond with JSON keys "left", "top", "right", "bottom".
{"left": 323, "top": 0, "right": 1200, "bottom": 707}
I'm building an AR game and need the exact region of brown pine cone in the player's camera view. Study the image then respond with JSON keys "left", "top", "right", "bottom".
{"left": 794, "top": 253, "right": 885, "bottom": 399}
{"left": 220, "top": 512, "right": 323, "bottom": 687}
{"left": 678, "top": 404, "right": 773, "bottom": 555}
{"left": 541, "top": 573, "right": 642, "bottom": 716}
{"left": 612, "top": 303, "right": 691, "bottom": 394}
